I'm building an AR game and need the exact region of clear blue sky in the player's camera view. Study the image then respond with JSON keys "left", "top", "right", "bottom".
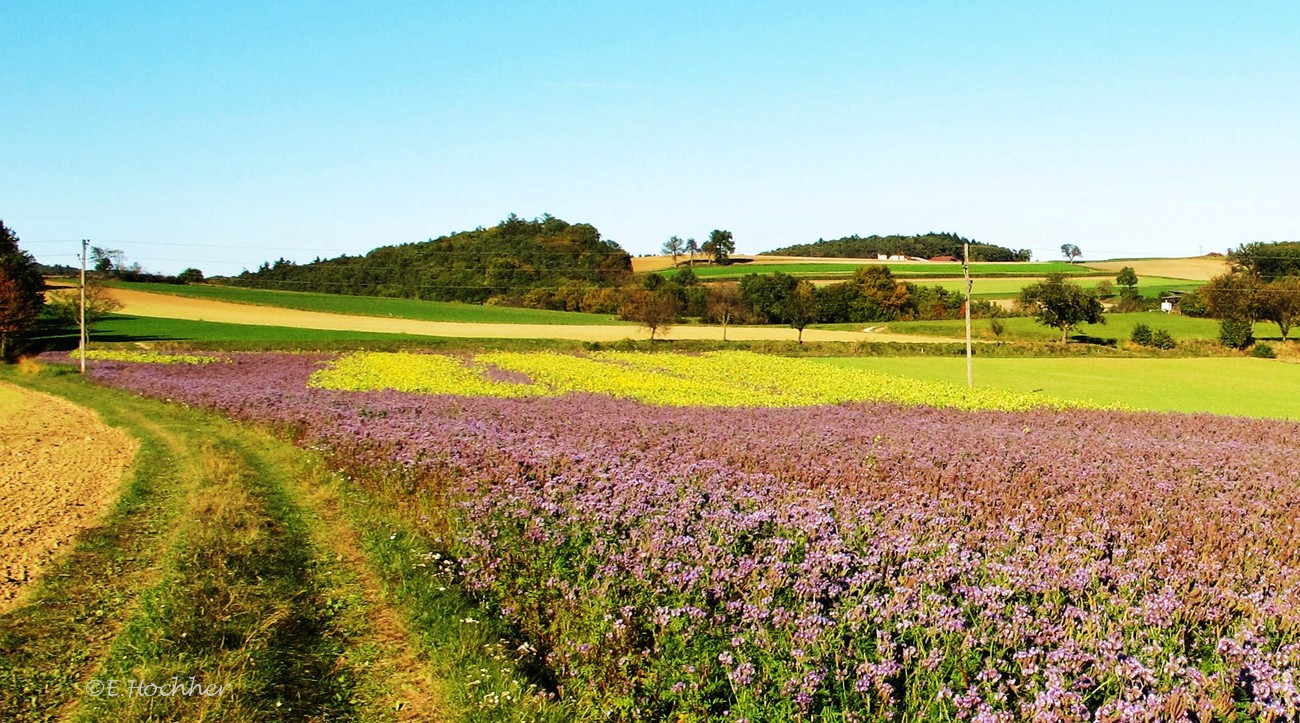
{"left": 4, "top": 1, "right": 1299, "bottom": 275}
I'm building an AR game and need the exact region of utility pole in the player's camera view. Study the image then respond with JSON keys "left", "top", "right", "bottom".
{"left": 963, "top": 241, "right": 973, "bottom": 388}
{"left": 79, "top": 239, "right": 88, "bottom": 374}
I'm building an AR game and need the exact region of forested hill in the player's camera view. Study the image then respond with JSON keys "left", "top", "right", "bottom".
{"left": 762, "top": 232, "right": 1032, "bottom": 262}
{"left": 225, "top": 214, "right": 632, "bottom": 303}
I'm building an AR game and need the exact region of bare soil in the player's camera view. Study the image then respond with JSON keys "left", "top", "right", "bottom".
{"left": 0, "top": 382, "right": 137, "bottom": 612}
{"left": 1087, "top": 257, "right": 1228, "bottom": 281}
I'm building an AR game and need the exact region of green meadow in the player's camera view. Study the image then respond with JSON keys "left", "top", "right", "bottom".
{"left": 834, "top": 312, "right": 1291, "bottom": 344}
{"left": 911, "top": 276, "right": 1201, "bottom": 300}
{"left": 35, "top": 315, "right": 611, "bottom": 353}
{"left": 37, "top": 314, "right": 426, "bottom": 348}
{"left": 113, "top": 282, "right": 632, "bottom": 325}
{"left": 816, "top": 356, "right": 1300, "bottom": 419}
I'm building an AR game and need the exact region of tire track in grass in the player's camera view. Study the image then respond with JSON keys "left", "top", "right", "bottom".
{"left": 71, "top": 409, "right": 448, "bottom": 721}
{"left": 0, "top": 378, "right": 194, "bottom": 722}
{"left": 283, "top": 465, "right": 447, "bottom": 717}
{"left": 0, "top": 372, "right": 449, "bottom": 721}
{"left": 73, "top": 435, "right": 363, "bottom": 721}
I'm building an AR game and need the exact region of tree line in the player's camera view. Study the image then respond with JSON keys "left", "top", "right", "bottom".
{"left": 660, "top": 230, "right": 736, "bottom": 266}
{"left": 761, "top": 232, "right": 1032, "bottom": 262}
{"left": 1187, "top": 243, "right": 1300, "bottom": 348}
{"left": 620, "top": 266, "right": 1000, "bottom": 343}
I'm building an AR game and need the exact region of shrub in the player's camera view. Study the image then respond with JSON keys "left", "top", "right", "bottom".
{"left": 1131, "top": 323, "right": 1153, "bottom": 346}
{"left": 1252, "top": 342, "right": 1277, "bottom": 359}
{"left": 1219, "top": 318, "right": 1255, "bottom": 349}
{"left": 1150, "top": 329, "right": 1176, "bottom": 350}
{"left": 1180, "top": 290, "right": 1209, "bottom": 317}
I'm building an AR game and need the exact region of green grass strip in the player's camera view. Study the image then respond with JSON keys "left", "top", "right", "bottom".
{"left": 323, "top": 480, "right": 571, "bottom": 722}
{"left": 113, "top": 282, "right": 631, "bottom": 326}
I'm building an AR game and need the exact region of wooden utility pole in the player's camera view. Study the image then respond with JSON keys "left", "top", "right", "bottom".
{"left": 963, "top": 241, "right": 973, "bottom": 387}
{"left": 79, "top": 239, "right": 88, "bottom": 374}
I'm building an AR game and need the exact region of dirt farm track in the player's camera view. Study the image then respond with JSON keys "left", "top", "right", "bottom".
{"left": 107, "top": 287, "right": 958, "bottom": 344}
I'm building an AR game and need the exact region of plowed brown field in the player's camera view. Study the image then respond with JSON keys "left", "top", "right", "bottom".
{"left": 0, "top": 382, "right": 136, "bottom": 612}
{"left": 1086, "top": 256, "right": 1228, "bottom": 281}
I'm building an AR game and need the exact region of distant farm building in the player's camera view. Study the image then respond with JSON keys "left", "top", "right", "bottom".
{"left": 929, "top": 255, "right": 959, "bottom": 262}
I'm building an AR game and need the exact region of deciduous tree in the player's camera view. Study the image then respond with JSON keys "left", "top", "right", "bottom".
{"left": 738, "top": 271, "right": 798, "bottom": 323}
{"left": 620, "top": 289, "right": 680, "bottom": 341}
{"left": 1018, "top": 273, "right": 1104, "bottom": 343}
{"left": 1116, "top": 266, "right": 1139, "bottom": 292}
{"left": 0, "top": 220, "right": 44, "bottom": 361}
{"left": 1229, "top": 241, "right": 1300, "bottom": 280}
{"left": 43, "top": 279, "right": 123, "bottom": 328}
{"left": 780, "top": 280, "right": 820, "bottom": 344}
{"left": 705, "top": 285, "right": 747, "bottom": 341}
{"left": 1260, "top": 276, "right": 1300, "bottom": 341}
{"left": 661, "top": 236, "right": 684, "bottom": 267}
{"left": 91, "top": 246, "right": 125, "bottom": 275}
{"left": 1060, "top": 244, "right": 1082, "bottom": 264}
{"left": 1202, "top": 271, "right": 1265, "bottom": 323}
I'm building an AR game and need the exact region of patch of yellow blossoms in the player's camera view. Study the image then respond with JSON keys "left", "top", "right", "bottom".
{"left": 310, "top": 350, "right": 1104, "bottom": 411}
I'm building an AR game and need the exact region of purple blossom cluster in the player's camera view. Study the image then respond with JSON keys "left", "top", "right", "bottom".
{"left": 85, "top": 353, "right": 1300, "bottom": 721}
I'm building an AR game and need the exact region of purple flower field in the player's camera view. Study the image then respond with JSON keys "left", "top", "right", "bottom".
{"left": 86, "top": 353, "right": 1300, "bottom": 721}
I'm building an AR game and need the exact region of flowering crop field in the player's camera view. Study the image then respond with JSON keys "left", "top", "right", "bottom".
{"left": 82, "top": 351, "right": 1300, "bottom": 721}
{"left": 309, "top": 350, "right": 1105, "bottom": 411}
{"left": 76, "top": 349, "right": 221, "bottom": 365}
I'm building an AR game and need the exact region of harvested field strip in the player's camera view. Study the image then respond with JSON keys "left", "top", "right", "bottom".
{"left": 0, "top": 383, "right": 136, "bottom": 613}
{"left": 1087, "top": 256, "right": 1229, "bottom": 281}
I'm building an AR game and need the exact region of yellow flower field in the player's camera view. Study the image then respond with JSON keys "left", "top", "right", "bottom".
{"left": 309, "top": 350, "right": 1105, "bottom": 411}
{"left": 308, "top": 351, "right": 540, "bottom": 397}
{"left": 76, "top": 350, "right": 220, "bottom": 365}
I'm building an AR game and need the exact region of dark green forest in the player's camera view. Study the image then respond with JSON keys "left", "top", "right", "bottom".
{"left": 1228, "top": 241, "right": 1300, "bottom": 280}
{"left": 762, "top": 232, "right": 1032, "bottom": 262}
{"left": 225, "top": 214, "right": 632, "bottom": 307}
